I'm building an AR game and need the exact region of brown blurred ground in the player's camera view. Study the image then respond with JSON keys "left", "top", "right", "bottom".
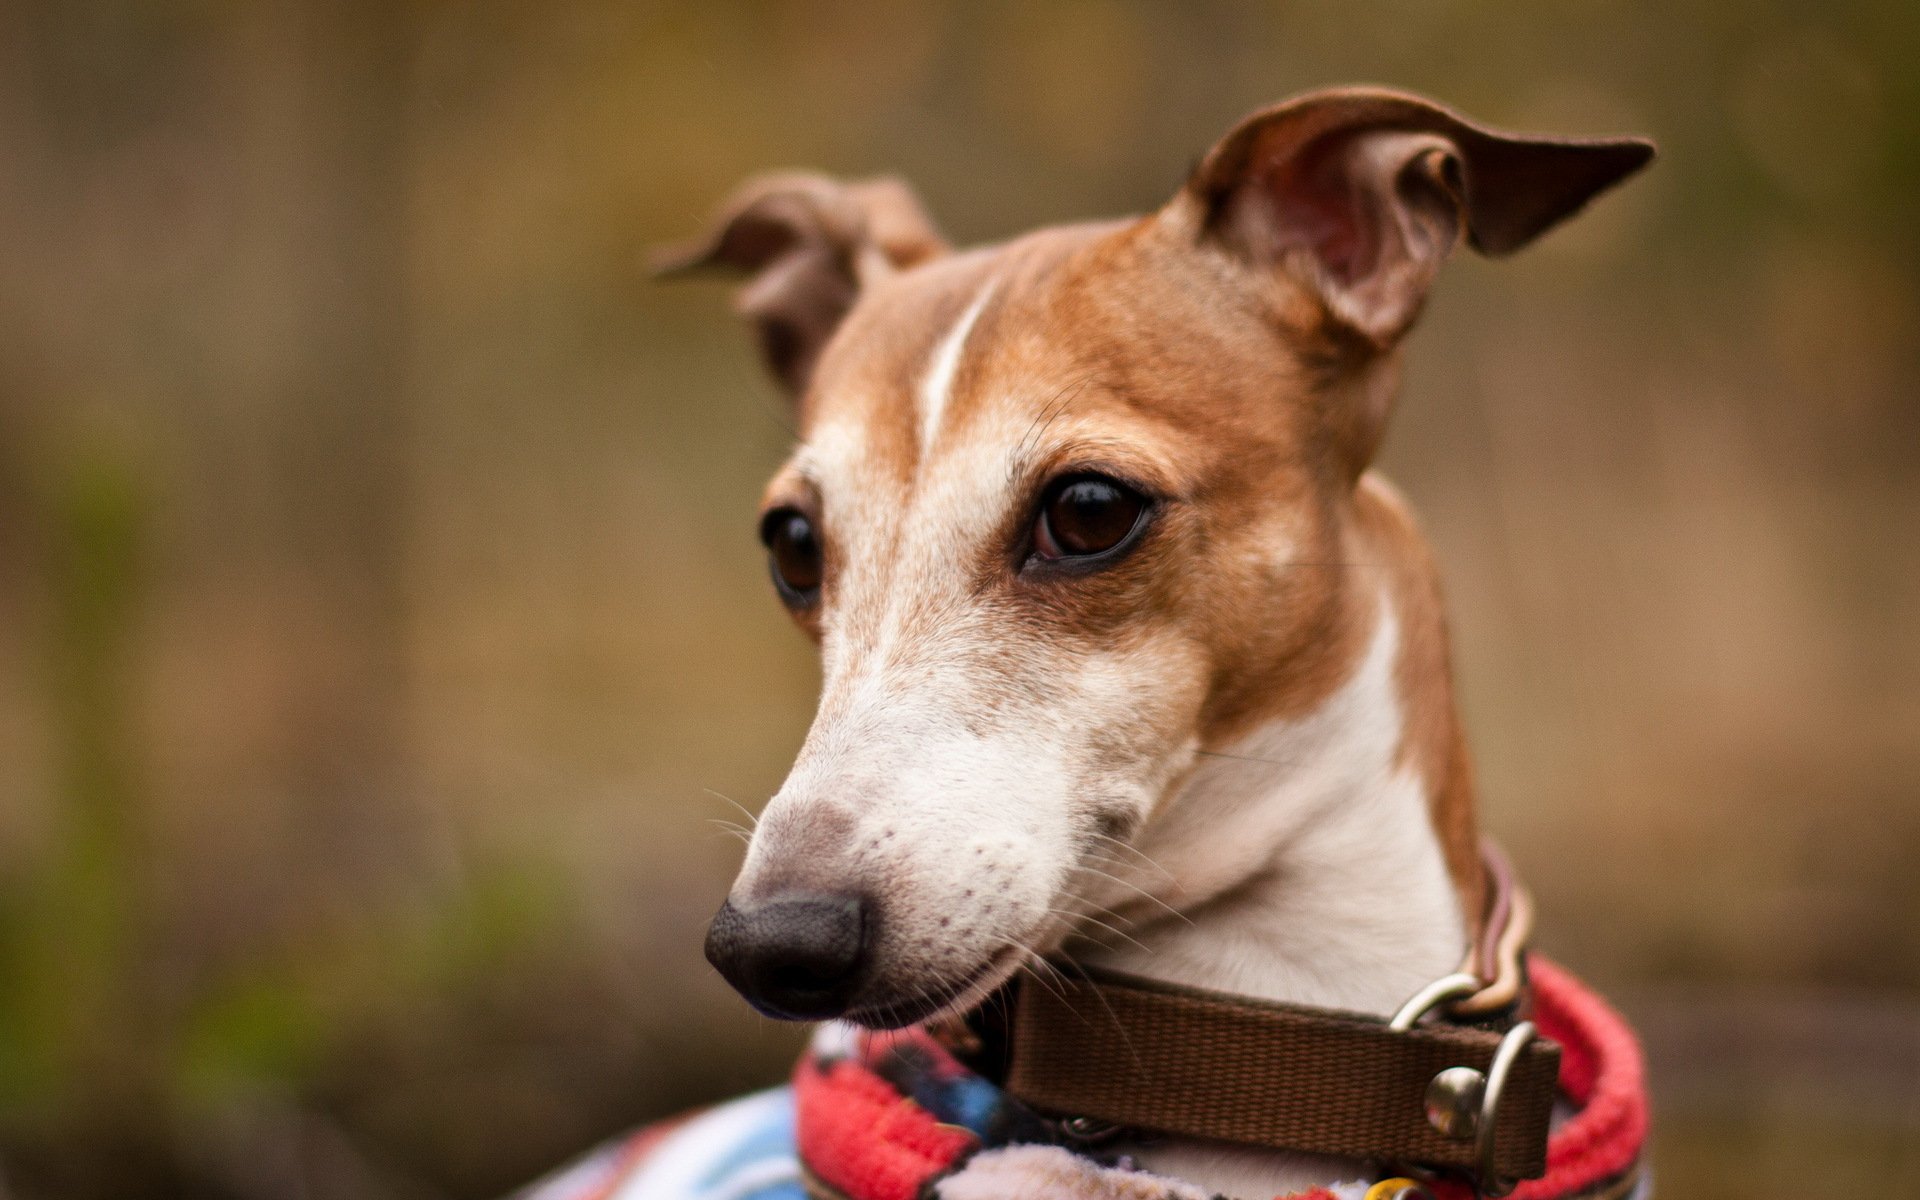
{"left": 0, "top": 2, "right": 1916, "bottom": 1198}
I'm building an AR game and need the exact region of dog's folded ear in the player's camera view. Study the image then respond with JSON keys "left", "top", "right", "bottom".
{"left": 1176, "top": 87, "right": 1655, "bottom": 348}
{"left": 652, "top": 173, "right": 949, "bottom": 394}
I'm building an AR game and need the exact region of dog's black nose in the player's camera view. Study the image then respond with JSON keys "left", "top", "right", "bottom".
{"left": 704, "top": 893, "right": 869, "bottom": 1020}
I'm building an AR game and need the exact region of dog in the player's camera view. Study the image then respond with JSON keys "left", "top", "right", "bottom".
{"left": 521, "top": 87, "right": 1654, "bottom": 1200}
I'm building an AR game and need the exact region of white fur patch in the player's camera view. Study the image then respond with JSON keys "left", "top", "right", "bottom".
{"left": 1090, "top": 602, "right": 1465, "bottom": 1014}
{"left": 917, "top": 283, "right": 994, "bottom": 455}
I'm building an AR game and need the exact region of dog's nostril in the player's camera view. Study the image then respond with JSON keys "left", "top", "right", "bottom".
{"left": 768, "top": 960, "right": 838, "bottom": 994}
{"left": 705, "top": 892, "right": 870, "bottom": 1021}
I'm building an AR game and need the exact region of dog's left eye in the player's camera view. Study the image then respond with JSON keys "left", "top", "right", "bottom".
{"left": 1032, "top": 475, "right": 1149, "bottom": 562}
{"left": 761, "top": 507, "right": 824, "bottom": 607}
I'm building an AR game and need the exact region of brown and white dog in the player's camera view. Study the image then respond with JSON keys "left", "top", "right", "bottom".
{"left": 663, "top": 88, "right": 1652, "bottom": 1198}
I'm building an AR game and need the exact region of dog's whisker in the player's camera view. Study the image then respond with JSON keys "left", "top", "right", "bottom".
{"left": 1000, "top": 926, "right": 1061, "bottom": 969}
{"left": 1068, "top": 860, "right": 1153, "bottom": 903}
{"left": 1001, "top": 936, "right": 1077, "bottom": 1008}
{"left": 705, "top": 817, "right": 755, "bottom": 847}
{"left": 1083, "top": 832, "right": 1176, "bottom": 880}
{"left": 1068, "top": 863, "right": 1192, "bottom": 926}
{"left": 1045, "top": 949, "right": 1144, "bottom": 1071}
{"left": 1048, "top": 907, "right": 1152, "bottom": 955}
{"left": 1023, "top": 964, "right": 1078, "bottom": 1011}
{"left": 1014, "top": 957, "right": 1075, "bottom": 1008}
{"left": 1045, "top": 922, "right": 1123, "bottom": 955}
{"left": 1067, "top": 879, "right": 1182, "bottom": 944}
{"left": 701, "top": 788, "right": 761, "bottom": 830}
{"left": 1052, "top": 887, "right": 1138, "bottom": 927}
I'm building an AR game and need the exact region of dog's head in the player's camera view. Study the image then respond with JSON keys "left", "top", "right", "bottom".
{"left": 667, "top": 88, "right": 1651, "bottom": 1025}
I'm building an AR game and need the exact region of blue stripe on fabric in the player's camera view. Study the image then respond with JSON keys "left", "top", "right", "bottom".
{"left": 691, "top": 1087, "right": 801, "bottom": 1199}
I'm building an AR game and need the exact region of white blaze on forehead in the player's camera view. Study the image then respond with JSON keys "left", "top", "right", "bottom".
{"left": 917, "top": 282, "right": 995, "bottom": 455}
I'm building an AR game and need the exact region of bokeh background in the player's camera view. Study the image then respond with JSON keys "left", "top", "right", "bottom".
{"left": 2, "top": 2, "right": 1917, "bottom": 1198}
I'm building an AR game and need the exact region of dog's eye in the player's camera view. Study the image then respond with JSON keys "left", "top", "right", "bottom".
{"left": 1032, "top": 475, "right": 1148, "bottom": 562}
{"left": 760, "top": 507, "right": 823, "bottom": 606}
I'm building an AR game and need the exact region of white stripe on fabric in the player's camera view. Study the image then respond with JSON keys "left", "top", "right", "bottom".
{"left": 611, "top": 1088, "right": 792, "bottom": 1200}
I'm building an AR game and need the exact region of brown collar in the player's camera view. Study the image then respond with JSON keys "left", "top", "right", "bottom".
{"left": 947, "top": 844, "right": 1556, "bottom": 1194}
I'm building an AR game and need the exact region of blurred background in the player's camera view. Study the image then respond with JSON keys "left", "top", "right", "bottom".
{"left": 1, "top": 1, "right": 1916, "bottom": 1197}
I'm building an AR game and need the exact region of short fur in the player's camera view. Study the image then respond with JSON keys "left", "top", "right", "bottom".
{"left": 668, "top": 87, "right": 1652, "bottom": 1197}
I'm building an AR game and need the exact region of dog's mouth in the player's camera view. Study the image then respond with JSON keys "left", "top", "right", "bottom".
{"left": 841, "top": 942, "right": 1026, "bottom": 1030}
{"left": 839, "top": 852, "right": 1149, "bottom": 1029}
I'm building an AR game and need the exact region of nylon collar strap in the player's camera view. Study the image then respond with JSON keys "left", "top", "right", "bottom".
{"left": 1003, "top": 967, "right": 1559, "bottom": 1183}
{"left": 974, "top": 844, "right": 1558, "bottom": 1187}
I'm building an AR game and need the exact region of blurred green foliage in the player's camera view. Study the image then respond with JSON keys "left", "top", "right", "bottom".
{"left": 0, "top": 2, "right": 1916, "bottom": 1198}
{"left": 2, "top": 445, "right": 145, "bottom": 1109}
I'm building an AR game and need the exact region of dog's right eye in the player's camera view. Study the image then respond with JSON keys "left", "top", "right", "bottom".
{"left": 1031, "top": 474, "right": 1150, "bottom": 564}
{"left": 760, "top": 507, "right": 823, "bottom": 607}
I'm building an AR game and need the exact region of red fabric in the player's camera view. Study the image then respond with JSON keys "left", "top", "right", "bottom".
{"left": 1510, "top": 957, "right": 1648, "bottom": 1200}
{"left": 794, "top": 1053, "right": 978, "bottom": 1200}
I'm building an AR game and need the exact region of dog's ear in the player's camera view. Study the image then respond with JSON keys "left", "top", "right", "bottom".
{"left": 653, "top": 172, "right": 949, "bottom": 394}
{"left": 1176, "top": 87, "right": 1655, "bottom": 349}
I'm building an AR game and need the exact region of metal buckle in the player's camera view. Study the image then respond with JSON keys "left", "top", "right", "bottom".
{"left": 1387, "top": 973, "right": 1539, "bottom": 1198}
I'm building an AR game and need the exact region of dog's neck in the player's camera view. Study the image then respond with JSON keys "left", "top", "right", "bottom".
{"left": 1075, "top": 478, "right": 1477, "bottom": 1195}
{"left": 1090, "top": 607, "right": 1469, "bottom": 1009}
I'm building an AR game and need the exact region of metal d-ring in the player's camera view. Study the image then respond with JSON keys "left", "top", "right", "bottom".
{"left": 1474, "top": 1019, "right": 1537, "bottom": 1198}
{"left": 1388, "top": 972, "right": 1484, "bottom": 1031}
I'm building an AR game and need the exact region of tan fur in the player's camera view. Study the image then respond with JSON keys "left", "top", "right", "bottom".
{"left": 1357, "top": 474, "right": 1485, "bottom": 917}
